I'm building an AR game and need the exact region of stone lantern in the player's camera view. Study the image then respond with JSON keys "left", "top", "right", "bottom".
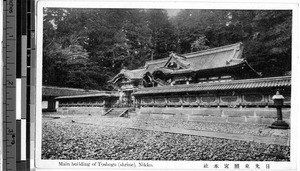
{"left": 269, "top": 91, "right": 289, "bottom": 129}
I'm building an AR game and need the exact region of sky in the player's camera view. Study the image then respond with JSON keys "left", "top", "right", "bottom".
{"left": 166, "top": 9, "right": 181, "bottom": 17}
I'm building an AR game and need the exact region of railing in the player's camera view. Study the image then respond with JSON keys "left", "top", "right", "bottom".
{"left": 137, "top": 93, "right": 291, "bottom": 108}
{"left": 59, "top": 103, "right": 105, "bottom": 107}
{"left": 111, "top": 103, "right": 134, "bottom": 108}
{"left": 103, "top": 108, "right": 113, "bottom": 116}
{"left": 119, "top": 109, "right": 129, "bottom": 117}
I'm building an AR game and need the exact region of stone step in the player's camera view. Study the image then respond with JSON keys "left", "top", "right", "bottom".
{"left": 105, "top": 108, "right": 129, "bottom": 117}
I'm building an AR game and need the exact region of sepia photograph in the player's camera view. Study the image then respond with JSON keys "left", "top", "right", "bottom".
{"left": 35, "top": 1, "right": 298, "bottom": 169}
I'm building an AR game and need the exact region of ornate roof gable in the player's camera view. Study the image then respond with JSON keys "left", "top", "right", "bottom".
{"left": 150, "top": 42, "right": 246, "bottom": 74}
{"left": 163, "top": 52, "right": 191, "bottom": 70}
{"left": 111, "top": 42, "right": 260, "bottom": 84}
{"left": 182, "top": 42, "right": 244, "bottom": 71}
{"left": 151, "top": 42, "right": 251, "bottom": 76}
{"left": 109, "top": 68, "right": 147, "bottom": 84}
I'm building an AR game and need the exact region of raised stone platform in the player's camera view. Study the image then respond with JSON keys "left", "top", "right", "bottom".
{"left": 56, "top": 107, "right": 106, "bottom": 115}
{"left": 136, "top": 107, "right": 290, "bottom": 125}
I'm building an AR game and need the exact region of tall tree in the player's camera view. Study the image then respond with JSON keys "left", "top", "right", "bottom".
{"left": 245, "top": 10, "right": 292, "bottom": 76}
{"left": 173, "top": 9, "right": 229, "bottom": 53}
{"left": 147, "top": 9, "right": 178, "bottom": 59}
{"left": 172, "top": 9, "right": 292, "bottom": 77}
{"left": 44, "top": 8, "right": 156, "bottom": 90}
{"left": 43, "top": 8, "right": 292, "bottom": 90}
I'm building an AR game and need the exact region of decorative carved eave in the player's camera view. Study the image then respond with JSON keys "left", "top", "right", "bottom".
{"left": 54, "top": 92, "right": 119, "bottom": 99}
{"left": 154, "top": 60, "right": 261, "bottom": 79}
{"left": 42, "top": 86, "right": 102, "bottom": 97}
{"left": 133, "top": 76, "right": 291, "bottom": 96}
{"left": 149, "top": 42, "right": 260, "bottom": 77}
{"left": 143, "top": 43, "right": 245, "bottom": 74}
{"left": 112, "top": 42, "right": 261, "bottom": 87}
{"left": 163, "top": 52, "right": 190, "bottom": 70}
{"left": 109, "top": 68, "right": 147, "bottom": 84}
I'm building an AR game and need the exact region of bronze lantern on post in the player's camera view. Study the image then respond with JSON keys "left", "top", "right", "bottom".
{"left": 269, "top": 91, "right": 289, "bottom": 129}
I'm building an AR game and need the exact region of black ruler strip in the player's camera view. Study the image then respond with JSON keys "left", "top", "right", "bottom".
{"left": 17, "top": 161, "right": 26, "bottom": 171}
{"left": 21, "top": 0, "right": 27, "bottom": 35}
{"left": 16, "top": 120, "right": 21, "bottom": 161}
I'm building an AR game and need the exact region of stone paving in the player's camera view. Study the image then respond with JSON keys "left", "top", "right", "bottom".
{"left": 43, "top": 112, "right": 290, "bottom": 146}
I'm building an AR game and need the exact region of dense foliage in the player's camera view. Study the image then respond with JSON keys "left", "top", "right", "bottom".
{"left": 43, "top": 8, "right": 292, "bottom": 90}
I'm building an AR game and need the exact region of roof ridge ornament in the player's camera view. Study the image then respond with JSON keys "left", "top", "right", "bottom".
{"left": 163, "top": 52, "right": 190, "bottom": 70}
{"left": 170, "top": 51, "right": 187, "bottom": 59}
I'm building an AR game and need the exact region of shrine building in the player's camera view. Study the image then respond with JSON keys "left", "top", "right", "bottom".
{"left": 42, "top": 86, "right": 119, "bottom": 114}
{"left": 110, "top": 42, "right": 291, "bottom": 124}
{"left": 42, "top": 42, "right": 291, "bottom": 125}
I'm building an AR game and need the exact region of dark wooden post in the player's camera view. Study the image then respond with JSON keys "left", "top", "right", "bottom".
{"left": 47, "top": 97, "right": 57, "bottom": 112}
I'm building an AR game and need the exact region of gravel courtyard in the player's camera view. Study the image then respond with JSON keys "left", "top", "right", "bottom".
{"left": 42, "top": 112, "right": 290, "bottom": 161}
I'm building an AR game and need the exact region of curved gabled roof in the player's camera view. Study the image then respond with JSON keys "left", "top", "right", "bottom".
{"left": 42, "top": 86, "right": 103, "bottom": 97}
{"left": 112, "top": 42, "right": 259, "bottom": 82}
{"left": 55, "top": 93, "right": 119, "bottom": 99}
{"left": 109, "top": 68, "right": 147, "bottom": 83}
{"left": 184, "top": 42, "right": 244, "bottom": 70}
{"left": 133, "top": 76, "right": 291, "bottom": 96}
{"left": 152, "top": 42, "right": 245, "bottom": 74}
{"left": 145, "top": 58, "right": 169, "bottom": 73}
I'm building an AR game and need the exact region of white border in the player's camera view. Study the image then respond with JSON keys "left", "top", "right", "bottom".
{"left": 35, "top": 0, "right": 300, "bottom": 170}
